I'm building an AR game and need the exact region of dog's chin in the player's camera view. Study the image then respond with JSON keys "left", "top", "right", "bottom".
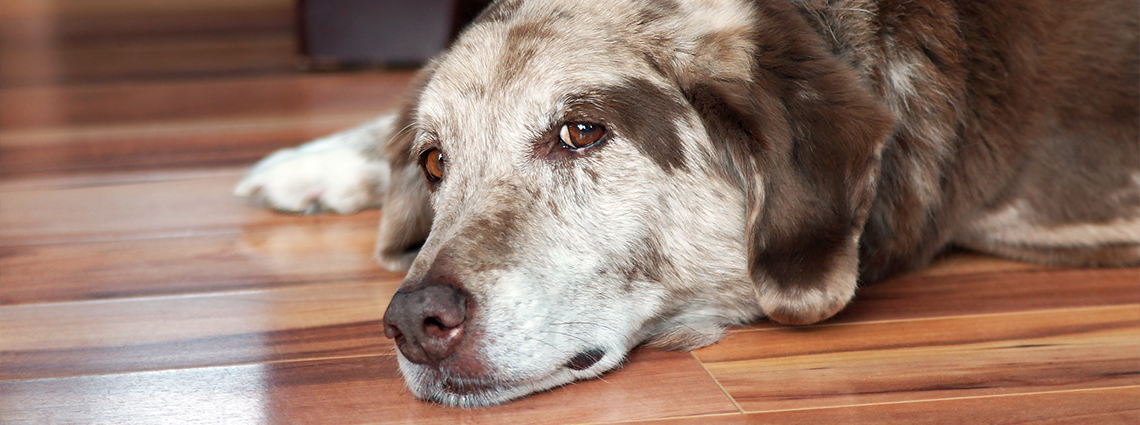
{"left": 396, "top": 354, "right": 602, "bottom": 408}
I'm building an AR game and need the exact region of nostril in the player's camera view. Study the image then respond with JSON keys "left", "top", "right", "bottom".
{"left": 422, "top": 316, "right": 462, "bottom": 339}
{"left": 424, "top": 317, "right": 445, "bottom": 331}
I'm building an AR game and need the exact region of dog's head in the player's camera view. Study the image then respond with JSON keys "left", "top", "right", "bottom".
{"left": 377, "top": 0, "right": 892, "bottom": 407}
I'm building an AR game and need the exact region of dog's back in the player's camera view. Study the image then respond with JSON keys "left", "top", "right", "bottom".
{"left": 800, "top": 0, "right": 1140, "bottom": 281}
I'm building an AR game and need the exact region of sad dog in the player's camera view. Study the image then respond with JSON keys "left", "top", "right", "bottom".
{"left": 236, "top": 0, "right": 1139, "bottom": 407}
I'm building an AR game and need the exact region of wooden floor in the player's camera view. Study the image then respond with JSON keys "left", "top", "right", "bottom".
{"left": 1, "top": 2, "right": 1138, "bottom": 424}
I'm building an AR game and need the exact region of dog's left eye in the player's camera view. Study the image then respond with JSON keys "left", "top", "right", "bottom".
{"left": 559, "top": 123, "right": 606, "bottom": 149}
{"left": 421, "top": 148, "right": 445, "bottom": 183}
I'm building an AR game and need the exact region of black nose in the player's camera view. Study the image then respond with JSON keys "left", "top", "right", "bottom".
{"left": 382, "top": 282, "right": 468, "bottom": 366}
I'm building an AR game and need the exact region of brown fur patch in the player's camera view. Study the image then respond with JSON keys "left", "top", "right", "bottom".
{"left": 495, "top": 21, "right": 558, "bottom": 84}
{"left": 453, "top": 207, "right": 524, "bottom": 271}
{"left": 680, "top": 1, "right": 893, "bottom": 293}
{"left": 620, "top": 235, "right": 672, "bottom": 284}
{"left": 855, "top": 0, "right": 1140, "bottom": 281}
{"left": 531, "top": 77, "right": 689, "bottom": 172}
{"left": 591, "top": 78, "right": 690, "bottom": 173}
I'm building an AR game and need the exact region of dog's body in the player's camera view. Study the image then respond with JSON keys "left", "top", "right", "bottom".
{"left": 236, "top": 0, "right": 1139, "bottom": 407}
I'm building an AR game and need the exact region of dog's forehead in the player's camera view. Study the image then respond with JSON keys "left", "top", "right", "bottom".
{"left": 415, "top": 2, "right": 650, "bottom": 144}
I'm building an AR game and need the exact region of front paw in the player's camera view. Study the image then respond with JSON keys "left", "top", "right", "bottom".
{"left": 234, "top": 143, "right": 389, "bottom": 214}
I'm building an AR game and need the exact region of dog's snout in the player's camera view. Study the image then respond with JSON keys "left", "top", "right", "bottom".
{"left": 383, "top": 282, "right": 468, "bottom": 366}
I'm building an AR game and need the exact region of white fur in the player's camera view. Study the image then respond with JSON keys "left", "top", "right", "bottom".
{"left": 234, "top": 115, "right": 395, "bottom": 214}
{"left": 965, "top": 200, "right": 1140, "bottom": 247}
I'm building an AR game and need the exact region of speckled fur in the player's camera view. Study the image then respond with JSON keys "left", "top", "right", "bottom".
{"left": 236, "top": 0, "right": 1139, "bottom": 407}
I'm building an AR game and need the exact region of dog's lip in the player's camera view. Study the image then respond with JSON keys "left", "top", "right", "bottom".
{"left": 424, "top": 371, "right": 556, "bottom": 406}
{"left": 424, "top": 356, "right": 597, "bottom": 403}
{"left": 438, "top": 376, "right": 515, "bottom": 396}
{"left": 430, "top": 349, "right": 606, "bottom": 395}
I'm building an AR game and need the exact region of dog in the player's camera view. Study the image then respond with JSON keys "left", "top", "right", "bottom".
{"left": 235, "top": 0, "right": 1139, "bottom": 407}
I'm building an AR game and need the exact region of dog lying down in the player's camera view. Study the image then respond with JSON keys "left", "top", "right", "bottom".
{"left": 236, "top": 0, "right": 1139, "bottom": 407}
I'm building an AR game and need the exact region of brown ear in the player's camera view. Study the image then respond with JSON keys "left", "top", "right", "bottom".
{"left": 374, "top": 65, "right": 437, "bottom": 271}
{"left": 681, "top": 7, "right": 893, "bottom": 324}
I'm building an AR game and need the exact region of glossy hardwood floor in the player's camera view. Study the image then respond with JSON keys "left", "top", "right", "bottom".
{"left": 1, "top": 1, "right": 1138, "bottom": 424}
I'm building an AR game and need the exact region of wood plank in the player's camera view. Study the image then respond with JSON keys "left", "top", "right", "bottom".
{"left": 695, "top": 305, "right": 1140, "bottom": 413}
{"left": 0, "top": 280, "right": 398, "bottom": 379}
{"left": 0, "top": 170, "right": 299, "bottom": 245}
{"left": 0, "top": 73, "right": 404, "bottom": 176}
{"left": 0, "top": 73, "right": 412, "bottom": 177}
{"left": 0, "top": 0, "right": 295, "bottom": 88}
{"left": 0, "top": 349, "right": 737, "bottom": 425}
{"left": 0, "top": 73, "right": 411, "bottom": 130}
{"left": 0, "top": 213, "right": 392, "bottom": 304}
{"left": 0, "top": 0, "right": 291, "bottom": 20}
{"left": 0, "top": 27, "right": 297, "bottom": 89}
{"left": 0, "top": 115, "right": 384, "bottom": 177}
{"left": 833, "top": 266, "right": 1139, "bottom": 323}
{"left": 738, "top": 264, "right": 1140, "bottom": 331}
{"left": 623, "top": 386, "right": 1140, "bottom": 424}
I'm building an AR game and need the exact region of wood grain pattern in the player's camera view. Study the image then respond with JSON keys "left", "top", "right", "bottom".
{"left": 0, "top": 73, "right": 414, "bottom": 177}
{"left": 0, "top": 0, "right": 295, "bottom": 87}
{"left": 1, "top": 172, "right": 274, "bottom": 244}
{"left": 0, "top": 171, "right": 393, "bottom": 304}
{"left": 626, "top": 386, "right": 1140, "bottom": 424}
{"left": 1, "top": 349, "right": 737, "bottom": 425}
{"left": 0, "top": 73, "right": 412, "bottom": 130}
{"left": 0, "top": 32, "right": 297, "bottom": 88}
{"left": 1, "top": 280, "right": 397, "bottom": 379}
{"left": 817, "top": 266, "right": 1140, "bottom": 326}
{"left": 0, "top": 213, "right": 389, "bottom": 304}
{"left": 697, "top": 305, "right": 1140, "bottom": 412}
{"left": 1, "top": 2, "right": 1137, "bottom": 423}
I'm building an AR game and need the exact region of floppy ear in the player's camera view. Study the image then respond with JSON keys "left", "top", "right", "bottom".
{"left": 374, "top": 65, "right": 437, "bottom": 271}
{"left": 680, "top": 6, "right": 893, "bottom": 324}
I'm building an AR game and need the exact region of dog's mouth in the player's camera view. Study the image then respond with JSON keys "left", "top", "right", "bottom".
{"left": 438, "top": 376, "right": 512, "bottom": 397}
{"left": 400, "top": 348, "right": 611, "bottom": 407}
{"left": 413, "top": 369, "right": 555, "bottom": 407}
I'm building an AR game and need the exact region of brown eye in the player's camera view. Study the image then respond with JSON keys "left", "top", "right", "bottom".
{"left": 421, "top": 148, "right": 445, "bottom": 183}
{"left": 559, "top": 122, "right": 606, "bottom": 149}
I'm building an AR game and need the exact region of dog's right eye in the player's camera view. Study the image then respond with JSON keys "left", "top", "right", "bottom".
{"left": 421, "top": 148, "right": 445, "bottom": 183}
{"left": 559, "top": 123, "right": 606, "bottom": 149}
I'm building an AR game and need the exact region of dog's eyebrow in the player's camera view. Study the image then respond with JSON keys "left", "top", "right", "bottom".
{"left": 408, "top": 127, "right": 440, "bottom": 158}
